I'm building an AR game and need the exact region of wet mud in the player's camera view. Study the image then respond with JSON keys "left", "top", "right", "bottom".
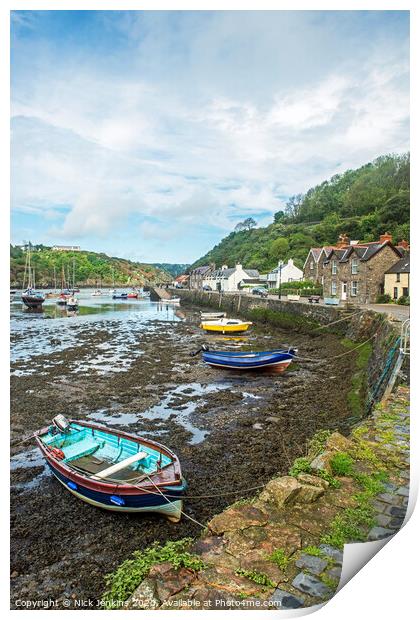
{"left": 10, "top": 301, "right": 358, "bottom": 608}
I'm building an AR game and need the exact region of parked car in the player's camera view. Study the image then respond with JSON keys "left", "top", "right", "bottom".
{"left": 202, "top": 285, "right": 212, "bottom": 291}
{"left": 251, "top": 287, "right": 268, "bottom": 297}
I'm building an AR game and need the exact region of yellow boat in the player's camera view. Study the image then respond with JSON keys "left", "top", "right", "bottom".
{"left": 199, "top": 318, "right": 253, "bottom": 333}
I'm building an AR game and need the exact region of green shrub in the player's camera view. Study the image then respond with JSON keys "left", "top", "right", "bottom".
{"left": 235, "top": 569, "right": 276, "bottom": 587}
{"left": 289, "top": 457, "right": 312, "bottom": 477}
{"left": 330, "top": 452, "right": 354, "bottom": 476}
{"left": 375, "top": 294, "right": 391, "bottom": 304}
{"left": 268, "top": 548, "right": 290, "bottom": 570}
{"left": 308, "top": 430, "right": 332, "bottom": 457}
{"left": 397, "top": 296, "right": 409, "bottom": 305}
{"left": 102, "top": 539, "right": 205, "bottom": 605}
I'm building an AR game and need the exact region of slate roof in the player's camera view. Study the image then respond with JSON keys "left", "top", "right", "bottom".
{"left": 244, "top": 269, "right": 260, "bottom": 278}
{"left": 211, "top": 268, "right": 235, "bottom": 278}
{"left": 191, "top": 265, "right": 210, "bottom": 275}
{"left": 385, "top": 255, "right": 410, "bottom": 274}
{"left": 324, "top": 241, "right": 403, "bottom": 263}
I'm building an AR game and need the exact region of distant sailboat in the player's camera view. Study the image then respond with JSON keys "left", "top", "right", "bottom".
{"left": 57, "top": 265, "right": 71, "bottom": 306}
{"left": 21, "top": 243, "right": 45, "bottom": 309}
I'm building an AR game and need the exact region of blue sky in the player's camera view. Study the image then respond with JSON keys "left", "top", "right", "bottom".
{"left": 10, "top": 10, "right": 409, "bottom": 263}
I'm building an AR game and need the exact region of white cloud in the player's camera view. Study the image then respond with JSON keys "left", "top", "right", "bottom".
{"left": 10, "top": 11, "right": 409, "bottom": 260}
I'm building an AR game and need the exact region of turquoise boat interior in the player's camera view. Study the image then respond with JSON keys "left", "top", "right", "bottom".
{"left": 40, "top": 422, "right": 172, "bottom": 480}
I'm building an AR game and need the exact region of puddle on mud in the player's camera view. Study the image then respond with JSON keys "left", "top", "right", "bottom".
{"left": 10, "top": 448, "right": 50, "bottom": 491}
{"left": 88, "top": 382, "right": 236, "bottom": 444}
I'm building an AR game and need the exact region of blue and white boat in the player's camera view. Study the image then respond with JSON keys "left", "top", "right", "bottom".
{"left": 201, "top": 347, "right": 297, "bottom": 372}
{"left": 35, "top": 415, "right": 186, "bottom": 522}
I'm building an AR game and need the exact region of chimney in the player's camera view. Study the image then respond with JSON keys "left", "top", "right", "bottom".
{"left": 397, "top": 239, "right": 409, "bottom": 250}
{"left": 336, "top": 233, "right": 350, "bottom": 248}
{"left": 221, "top": 264, "right": 228, "bottom": 271}
{"left": 379, "top": 232, "right": 393, "bottom": 244}
{"left": 288, "top": 259, "right": 294, "bottom": 266}
{"left": 236, "top": 263, "right": 242, "bottom": 270}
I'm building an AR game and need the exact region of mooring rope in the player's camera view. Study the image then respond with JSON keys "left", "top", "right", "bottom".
{"left": 310, "top": 309, "right": 363, "bottom": 331}
{"left": 294, "top": 333, "right": 378, "bottom": 363}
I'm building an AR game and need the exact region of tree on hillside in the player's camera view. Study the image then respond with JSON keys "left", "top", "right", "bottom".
{"left": 269, "top": 238, "right": 289, "bottom": 261}
{"left": 235, "top": 217, "right": 257, "bottom": 232}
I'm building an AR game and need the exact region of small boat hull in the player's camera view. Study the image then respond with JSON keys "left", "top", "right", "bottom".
{"left": 200, "top": 320, "right": 252, "bottom": 333}
{"left": 22, "top": 294, "right": 45, "bottom": 308}
{"left": 47, "top": 461, "right": 184, "bottom": 520}
{"left": 202, "top": 348, "right": 296, "bottom": 371}
{"left": 200, "top": 312, "right": 226, "bottom": 320}
{"left": 35, "top": 419, "right": 186, "bottom": 522}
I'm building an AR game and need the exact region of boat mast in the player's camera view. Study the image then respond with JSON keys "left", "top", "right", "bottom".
{"left": 53, "top": 265, "right": 57, "bottom": 291}
{"left": 22, "top": 243, "right": 29, "bottom": 291}
{"left": 72, "top": 257, "right": 76, "bottom": 290}
{"left": 27, "top": 242, "right": 33, "bottom": 289}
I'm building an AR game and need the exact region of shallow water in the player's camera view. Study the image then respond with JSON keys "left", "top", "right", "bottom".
{"left": 10, "top": 290, "right": 181, "bottom": 371}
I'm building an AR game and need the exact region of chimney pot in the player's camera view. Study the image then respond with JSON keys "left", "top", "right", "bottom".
{"left": 379, "top": 232, "right": 393, "bottom": 244}
{"left": 336, "top": 233, "right": 350, "bottom": 248}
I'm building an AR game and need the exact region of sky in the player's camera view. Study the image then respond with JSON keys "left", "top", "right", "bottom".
{"left": 10, "top": 10, "right": 409, "bottom": 263}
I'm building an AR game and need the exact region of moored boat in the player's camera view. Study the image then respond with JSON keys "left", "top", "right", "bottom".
{"left": 66, "top": 295, "right": 79, "bottom": 311}
{"left": 21, "top": 243, "right": 45, "bottom": 309}
{"left": 56, "top": 293, "right": 69, "bottom": 306}
{"left": 200, "top": 346, "right": 297, "bottom": 371}
{"left": 127, "top": 291, "right": 139, "bottom": 299}
{"left": 91, "top": 290, "right": 102, "bottom": 297}
{"left": 200, "top": 318, "right": 252, "bottom": 333}
{"left": 200, "top": 312, "right": 226, "bottom": 320}
{"left": 112, "top": 290, "right": 128, "bottom": 299}
{"left": 35, "top": 415, "right": 186, "bottom": 521}
{"left": 163, "top": 297, "right": 180, "bottom": 304}
{"left": 22, "top": 288, "right": 45, "bottom": 309}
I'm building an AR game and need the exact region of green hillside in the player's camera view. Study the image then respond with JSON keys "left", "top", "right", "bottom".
{"left": 152, "top": 263, "right": 190, "bottom": 277}
{"left": 10, "top": 246, "right": 171, "bottom": 288}
{"left": 191, "top": 153, "right": 410, "bottom": 273}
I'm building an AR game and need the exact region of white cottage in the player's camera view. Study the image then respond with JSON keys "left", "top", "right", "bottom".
{"left": 202, "top": 264, "right": 260, "bottom": 292}
{"left": 267, "top": 259, "right": 303, "bottom": 290}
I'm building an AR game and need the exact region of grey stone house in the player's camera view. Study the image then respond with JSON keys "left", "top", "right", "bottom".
{"left": 322, "top": 233, "right": 408, "bottom": 304}
{"left": 189, "top": 265, "right": 213, "bottom": 289}
{"left": 303, "top": 246, "right": 335, "bottom": 283}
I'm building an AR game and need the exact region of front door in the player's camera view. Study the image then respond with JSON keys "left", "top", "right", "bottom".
{"left": 341, "top": 282, "right": 347, "bottom": 301}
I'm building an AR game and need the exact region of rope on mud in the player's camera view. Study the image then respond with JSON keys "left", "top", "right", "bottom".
{"left": 310, "top": 309, "right": 363, "bottom": 332}
{"left": 295, "top": 333, "right": 377, "bottom": 363}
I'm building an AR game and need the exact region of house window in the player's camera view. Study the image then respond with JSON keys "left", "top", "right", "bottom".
{"left": 331, "top": 281, "right": 337, "bottom": 296}
{"left": 393, "top": 287, "right": 398, "bottom": 300}
{"left": 396, "top": 273, "right": 400, "bottom": 282}
{"left": 351, "top": 259, "right": 358, "bottom": 274}
{"left": 310, "top": 261, "right": 314, "bottom": 270}
{"left": 332, "top": 260, "right": 337, "bottom": 275}
{"left": 351, "top": 281, "right": 358, "bottom": 296}
{"left": 403, "top": 287, "right": 409, "bottom": 297}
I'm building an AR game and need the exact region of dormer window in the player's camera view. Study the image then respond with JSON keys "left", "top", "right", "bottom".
{"left": 310, "top": 261, "right": 314, "bottom": 270}
{"left": 332, "top": 260, "right": 337, "bottom": 275}
{"left": 351, "top": 259, "right": 359, "bottom": 274}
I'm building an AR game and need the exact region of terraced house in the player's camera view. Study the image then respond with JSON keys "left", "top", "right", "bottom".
{"left": 322, "top": 233, "right": 409, "bottom": 304}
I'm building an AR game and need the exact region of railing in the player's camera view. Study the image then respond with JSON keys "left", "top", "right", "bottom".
{"left": 400, "top": 319, "right": 410, "bottom": 356}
